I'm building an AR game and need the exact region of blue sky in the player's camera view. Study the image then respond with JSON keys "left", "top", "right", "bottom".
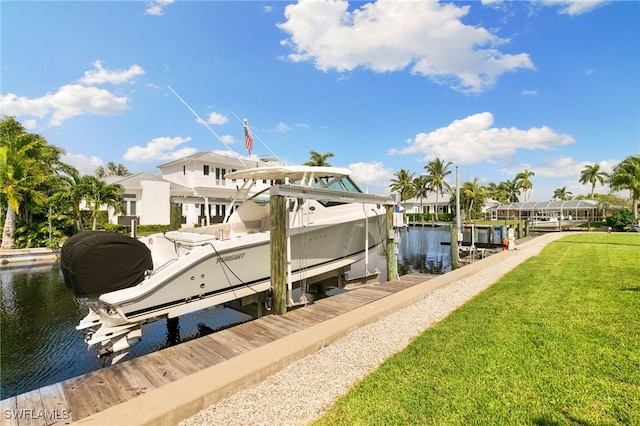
{"left": 2, "top": 0, "right": 638, "bottom": 201}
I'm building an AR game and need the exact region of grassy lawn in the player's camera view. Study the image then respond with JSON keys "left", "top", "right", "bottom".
{"left": 314, "top": 233, "right": 640, "bottom": 425}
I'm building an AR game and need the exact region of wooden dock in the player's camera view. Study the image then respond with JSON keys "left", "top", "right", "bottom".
{"left": 0, "top": 273, "right": 435, "bottom": 425}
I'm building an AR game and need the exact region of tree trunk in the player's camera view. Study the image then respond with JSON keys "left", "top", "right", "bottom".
{"left": 2, "top": 203, "right": 16, "bottom": 249}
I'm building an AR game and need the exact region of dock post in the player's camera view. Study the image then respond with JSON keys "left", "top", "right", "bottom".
{"left": 270, "top": 193, "right": 287, "bottom": 315}
{"left": 386, "top": 205, "right": 399, "bottom": 281}
{"left": 451, "top": 224, "right": 461, "bottom": 270}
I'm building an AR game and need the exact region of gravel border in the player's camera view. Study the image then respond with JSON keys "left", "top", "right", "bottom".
{"left": 181, "top": 233, "right": 564, "bottom": 426}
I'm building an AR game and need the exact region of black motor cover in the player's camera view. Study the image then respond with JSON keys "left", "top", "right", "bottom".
{"left": 61, "top": 231, "right": 153, "bottom": 298}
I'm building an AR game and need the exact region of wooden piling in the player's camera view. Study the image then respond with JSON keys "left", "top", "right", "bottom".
{"left": 270, "top": 194, "right": 287, "bottom": 315}
{"left": 386, "top": 205, "right": 398, "bottom": 281}
{"left": 451, "top": 225, "right": 461, "bottom": 270}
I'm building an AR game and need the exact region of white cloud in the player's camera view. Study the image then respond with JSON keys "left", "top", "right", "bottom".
{"left": 49, "top": 84, "right": 129, "bottom": 125}
{"left": 219, "top": 135, "right": 236, "bottom": 145}
{"left": 348, "top": 161, "right": 394, "bottom": 184}
{"left": 275, "top": 122, "right": 292, "bottom": 132}
{"left": 278, "top": 0, "right": 535, "bottom": 93}
{"left": 22, "top": 119, "right": 37, "bottom": 130}
{"left": 348, "top": 161, "right": 394, "bottom": 193}
{"left": 389, "top": 112, "right": 575, "bottom": 165}
{"left": 144, "top": 0, "right": 175, "bottom": 16}
{"left": 203, "top": 111, "right": 229, "bottom": 125}
{"left": 0, "top": 84, "right": 130, "bottom": 126}
{"left": 61, "top": 153, "right": 104, "bottom": 176}
{"left": 501, "top": 156, "right": 618, "bottom": 180}
{"left": 0, "top": 61, "right": 139, "bottom": 126}
{"left": 124, "top": 136, "right": 197, "bottom": 162}
{"left": 78, "top": 60, "right": 145, "bottom": 85}
{"left": 541, "top": 0, "right": 607, "bottom": 16}
{"left": 521, "top": 89, "right": 538, "bottom": 96}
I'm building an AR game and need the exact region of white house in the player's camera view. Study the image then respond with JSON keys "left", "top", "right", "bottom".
{"left": 400, "top": 193, "right": 453, "bottom": 216}
{"left": 105, "top": 152, "right": 274, "bottom": 227}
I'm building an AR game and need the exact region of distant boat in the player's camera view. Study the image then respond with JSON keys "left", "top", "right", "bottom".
{"left": 530, "top": 216, "right": 583, "bottom": 230}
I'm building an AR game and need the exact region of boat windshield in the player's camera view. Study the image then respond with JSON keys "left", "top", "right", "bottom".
{"left": 247, "top": 175, "right": 363, "bottom": 206}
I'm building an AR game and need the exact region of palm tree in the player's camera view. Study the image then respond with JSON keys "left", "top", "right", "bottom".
{"left": 486, "top": 182, "right": 507, "bottom": 203}
{"left": 579, "top": 163, "right": 608, "bottom": 198}
{"left": 515, "top": 169, "right": 535, "bottom": 202}
{"left": 552, "top": 186, "right": 573, "bottom": 201}
{"left": 460, "top": 178, "right": 487, "bottom": 221}
{"left": 500, "top": 179, "right": 521, "bottom": 203}
{"left": 81, "top": 175, "right": 124, "bottom": 230}
{"left": 389, "top": 169, "right": 415, "bottom": 219}
{"left": 1, "top": 117, "right": 65, "bottom": 248}
{"left": 304, "top": 151, "right": 333, "bottom": 166}
{"left": 609, "top": 155, "right": 640, "bottom": 220}
{"left": 412, "top": 175, "right": 429, "bottom": 220}
{"left": 423, "top": 158, "right": 452, "bottom": 221}
{"left": 96, "top": 161, "right": 130, "bottom": 178}
{"left": 55, "top": 166, "right": 90, "bottom": 231}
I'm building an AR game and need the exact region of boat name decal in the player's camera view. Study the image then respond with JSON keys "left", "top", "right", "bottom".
{"left": 216, "top": 252, "right": 246, "bottom": 264}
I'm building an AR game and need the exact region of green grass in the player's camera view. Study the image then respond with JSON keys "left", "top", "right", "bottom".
{"left": 314, "top": 233, "right": 640, "bottom": 425}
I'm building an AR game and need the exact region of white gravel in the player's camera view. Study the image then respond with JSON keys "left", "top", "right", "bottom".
{"left": 180, "top": 233, "right": 564, "bottom": 426}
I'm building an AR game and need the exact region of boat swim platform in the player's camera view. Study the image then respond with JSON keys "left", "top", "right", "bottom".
{"left": 0, "top": 241, "right": 534, "bottom": 426}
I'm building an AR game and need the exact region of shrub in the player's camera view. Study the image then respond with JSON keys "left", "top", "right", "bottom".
{"left": 606, "top": 209, "right": 635, "bottom": 231}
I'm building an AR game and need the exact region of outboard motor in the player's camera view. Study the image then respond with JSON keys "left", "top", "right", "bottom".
{"left": 61, "top": 231, "right": 153, "bottom": 298}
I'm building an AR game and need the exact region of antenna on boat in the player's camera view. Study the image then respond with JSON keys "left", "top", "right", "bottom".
{"left": 229, "top": 109, "right": 283, "bottom": 164}
{"left": 167, "top": 86, "right": 248, "bottom": 167}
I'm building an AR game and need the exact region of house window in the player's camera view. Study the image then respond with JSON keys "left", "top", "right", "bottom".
{"left": 203, "top": 165, "right": 210, "bottom": 176}
{"left": 215, "top": 168, "right": 226, "bottom": 186}
{"left": 122, "top": 194, "right": 137, "bottom": 215}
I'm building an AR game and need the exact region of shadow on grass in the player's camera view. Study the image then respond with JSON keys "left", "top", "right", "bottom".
{"left": 534, "top": 414, "right": 597, "bottom": 426}
{"left": 553, "top": 240, "right": 640, "bottom": 248}
{"left": 622, "top": 287, "right": 640, "bottom": 292}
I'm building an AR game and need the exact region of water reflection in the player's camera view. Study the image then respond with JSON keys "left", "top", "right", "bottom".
{"left": 0, "top": 263, "right": 253, "bottom": 399}
{"left": 397, "top": 226, "right": 451, "bottom": 274}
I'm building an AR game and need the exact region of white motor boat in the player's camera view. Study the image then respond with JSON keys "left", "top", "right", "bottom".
{"left": 61, "top": 165, "right": 389, "bottom": 364}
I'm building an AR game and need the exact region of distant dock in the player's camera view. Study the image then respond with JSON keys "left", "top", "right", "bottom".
{"left": 0, "top": 248, "right": 59, "bottom": 266}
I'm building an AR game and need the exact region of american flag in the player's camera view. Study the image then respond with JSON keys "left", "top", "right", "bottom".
{"left": 243, "top": 119, "right": 253, "bottom": 152}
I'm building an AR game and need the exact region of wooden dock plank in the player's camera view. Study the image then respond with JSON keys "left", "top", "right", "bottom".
{"left": 61, "top": 378, "right": 100, "bottom": 421}
{"left": 38, "top": 383, "right": 74, "bottom": 425}
{"left": 0, "top": 396, "right": 18, "bottom": 426}
{"left": 253, "top": 315, "right": 303, "bottom": 337}
{"left": 113, "top": 361, "right": 155, "bottom": 395}
{"left": 258, "top": 314, "right": 306, "bottom": 335}
{"left": 14, "top": 390, "right": 45, "bottom": 426}
{"left": 172, "top": 339, "right": 225, "bottom": 369}
{"left": 201, "top": 333, "right": 249, "bottom": 359}
{"left": 125, "top": 355, "right": 175, "bottom": 389}
{"left": 283, "top": 306, "right": 331, "bottom": 324}
{"left": 162, "top": 343, "right": 207, "bottom": 376}
{"left": 137, "top": 350, "right": 190, "bottom": 383}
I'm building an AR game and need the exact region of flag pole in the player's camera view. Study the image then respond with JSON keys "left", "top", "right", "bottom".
{"left": 230, "top": 110, "right": 282, "bottom": 163}
{"left": 168, "top": 86, "right": 248, "bottom": 167}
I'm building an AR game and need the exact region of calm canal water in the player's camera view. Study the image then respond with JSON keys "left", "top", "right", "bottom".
{"left": 0, "top": 226, "right": 450, "bottom": 399}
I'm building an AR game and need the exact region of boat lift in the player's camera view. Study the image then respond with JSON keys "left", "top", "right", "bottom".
{"left": 268, "top": 184, "right": 396, "bottom": 314}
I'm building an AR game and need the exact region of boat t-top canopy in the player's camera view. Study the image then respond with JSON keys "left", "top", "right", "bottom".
{"left": 225, "top": 166, "right": 351, "bottom": 183}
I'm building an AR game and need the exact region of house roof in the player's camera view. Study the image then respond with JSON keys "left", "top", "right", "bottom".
{"left": 104, "top": 172, "right": 162, "bottom": 187}
{"left": 104, "top": 172, "right": 193, "bottom": 195}
{"left": 157, "top": 151, "right": 271, "bottom": 169}
{"left": 486, "top": 200, "right": 599, "bottom": 211}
